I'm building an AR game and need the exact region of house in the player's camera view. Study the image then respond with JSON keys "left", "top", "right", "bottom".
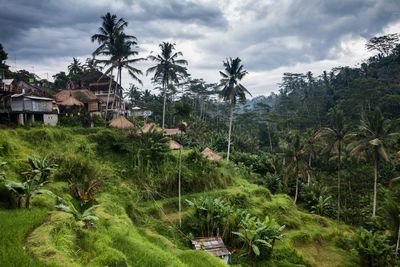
{"left": 109, "top": 116, "right": 134, "bottom": 129}
{"left": 66, "top": 71, "right": 124, "bottom": 113}
{"left": 0, "top": 79, "right": 58, "bottom": 125}
{"left": 191, "top": 237, "right": 231, "bottom": 264}
{"left": 10, "top": 94, "right": 58, "bottom": 125}
{"left": 54, "top": 89, "right": 101, "bottom": 115}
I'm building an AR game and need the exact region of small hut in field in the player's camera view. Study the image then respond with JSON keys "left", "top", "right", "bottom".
{"left": 202, "top": 147, "right": 222, "bottom": 162}
{"left": 142, "top": 122, "right": 161, "bottom": 133}
{"left": 109, "top": 116, "right": 134, "bottom": 129}
{"left": 170, "top": 140, "right": 183, "bottom": 150}
{"left": 192, "top": 237, "right": 231, "bottom": 264}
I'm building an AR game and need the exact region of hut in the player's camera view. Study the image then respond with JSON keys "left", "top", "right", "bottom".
{"left": 163, "top": 128, "right": 183, "bottom": 136}
{"left": 141, "top": 122, "right": 162, "bottom": 133}
{"left": 109, "top": 116, "right": 134, "bottom": 129}
{"left": 202, "top": 147, "right": 222, "bottom": 162}
{"left": 170, "top": 140, "right": 183, "bottom": 150}
{"left": 192, "top": 237, "right": 231, "bottom": 264}
{"left": 55, "top": 89, "right": 101, "bottom": 115}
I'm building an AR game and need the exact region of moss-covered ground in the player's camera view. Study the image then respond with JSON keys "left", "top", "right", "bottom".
{"left": 0, "top": 127, "right": 359, "bottom": 266}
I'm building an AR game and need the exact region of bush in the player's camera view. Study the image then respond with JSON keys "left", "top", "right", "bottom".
{"left": 264, "top": 173, "right": 282, "bottom": 194}
{"left": 54, "top": 154, "right": 100, "bottom": 182}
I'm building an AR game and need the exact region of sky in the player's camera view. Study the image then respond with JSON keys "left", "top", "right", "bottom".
{"left": 1, "top": 0, "right": 400, "bottom": 96}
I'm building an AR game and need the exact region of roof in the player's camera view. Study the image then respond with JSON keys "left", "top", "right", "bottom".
{"left": 109, "top": 116, "right": 134, "bottom": 129}
{"left": 202, "top": 147, "right": 222, "bottom": 162}
{"left": 3, "top": 79, "right": 13, "bottom": 86}
{"left": 170, "top": 140, "right": 183, "bottom": 150}
{"left": 11, "top": 94, "right": 53, "bottom": 101}
{"left": 192, "top": 237, "right": 230, "bottom": 257}
{"left": 141, "top": 122, "right": 161, "bottom": 133}
{"left": 54, "top": 89, "right": 100, "bottom": 103}
{"left": 163, "top": 128, "right": 183, "bottom": 136}
{"left": 58, "top": 96, "right": 84, "bottom": 107}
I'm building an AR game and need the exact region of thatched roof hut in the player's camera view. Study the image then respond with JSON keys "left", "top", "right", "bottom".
{"left": 109, "top": 116, "right": 134, "bottom": 129}
{"left": 58, "top": 95, "right": 84, "bottom": 107}
{"left": 142, "top": 122, "right": 160, "bottom": 133}
{"left": 202, "top": 147, "right": 222, "bottom": 162}
{"left": 170, "top": 140, "right": 183, "bottom": 150}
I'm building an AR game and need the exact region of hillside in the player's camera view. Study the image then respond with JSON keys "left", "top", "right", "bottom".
{"left": 0, "top": 127, "right": 359, "bottom": 266}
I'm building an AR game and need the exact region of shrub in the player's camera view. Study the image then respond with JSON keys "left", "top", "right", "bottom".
{"left": 264, "top": 173, "right": 282, "bottom": 194}
{"left": 54, "top": 155, "right": 99, "bottom": 182}
{"left": 353, "top": 228, "right": 395, "bottom": 267}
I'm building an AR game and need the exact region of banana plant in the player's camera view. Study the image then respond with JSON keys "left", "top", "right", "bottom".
{"left": 233, "top": 214, "right": 285, "bottom": 265}
{"left": 56, "top": 196, "right": 99, "bottom": 228}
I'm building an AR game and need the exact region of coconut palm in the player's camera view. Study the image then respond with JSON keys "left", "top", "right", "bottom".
{"left": 68, "top": 57, "right": 83, "bottom": 80}
{"left": 91, "top": 12, "right": 138, "bottom": 117}
{"left": 146, "top": 42, "right": 188, "bottom": 129}
{"left": 350, "top": 108, "right": 397, "bottom": 217}
{"left": 96, "top": 32, "right": 143, "bottom": 114}
{"left": 280, "top": 132, "right": 308, "bottom": 203}
{"left": 316, "top": 110, "right": 350, "bottom": 220}
{"left": 91, "top": 12, "right": 135, "bottom": 56}
{"left": 219, "top": 57, "right": 251, "bottom": 161}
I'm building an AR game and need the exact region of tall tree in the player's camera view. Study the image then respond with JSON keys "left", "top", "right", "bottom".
{"left": 219, "top": 57, "right": 251, "bottom": 161}
{"left": 91, "top": 13, "right": 140, "bottom": 116}
{"left": 67, "top": 57, "right": 83, "bottom": 80}
{"left": 350, "top": 108, "right": 397, "bottom": 217}
{"left": 316, "top": 110, "right": 350, "bottom": 220}
{"left": 146, "top": 42, "right": 188, "bottom": 128}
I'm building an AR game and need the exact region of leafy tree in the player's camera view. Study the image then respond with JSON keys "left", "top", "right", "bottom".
{"left": 350, "top": 108, "right": 397, "bottom": 217}
{"left": 146, "top": 42, "right": 188, "bottom": 128}
{"left": 52, "top": 71, "right": 69, "bottom": 89}
{"left": 366, "top": 33, "right": 400, "bottom": 57}
{"left": 219, "top": 57, "right": 251, "bottom": 161}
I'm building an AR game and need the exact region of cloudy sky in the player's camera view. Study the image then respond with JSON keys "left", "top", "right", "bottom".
{"left": 1, "top": 0, "right": 400, "bottom": 96}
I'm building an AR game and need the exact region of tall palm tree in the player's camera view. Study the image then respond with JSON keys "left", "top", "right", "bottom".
{"left": 91, "top": 13, "right": 138, "bottom": 117}
{"left": 350, "top": 108, "right": 397, "bottom": 217}
{"left": 219, "top": 57, "right": 251, "bottom": 161}
{"left": 96, "top": 33, "right": 143, "bottom": 114}
{"left": 91, "top": 12, "right": 135, "bottom": 56}
{"left": 146, "top": 42, "right": 188, "bottom": 129}
{"left": 316, "top": 110, "right": 350, "bottom": 221}
{"left": 280, "top": 132, "right": 308, "bottom": 203}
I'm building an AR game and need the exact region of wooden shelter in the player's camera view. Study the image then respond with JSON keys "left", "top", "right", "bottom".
{"left": 58, "top": 95, "right": 84, "bottom": 107}
{"left": 141, "top": 122, "right": 162, "bottom": 133}
{"left": 192, "top": 237, "right": 231, "bottom": 264}
{"left": 202, "top": 147, "right": 222, "bottom": 162}
{"left": 54, "top": 89, "right": 101, "bottom": 114}
{"left": 109, "top": 116, "right": 134, "bottom": 129}
{"left": 170, "top": 140, "right": 183, "bottom": 150}
{"left": 163, "top": 128, "right": 183, "bottom": 136}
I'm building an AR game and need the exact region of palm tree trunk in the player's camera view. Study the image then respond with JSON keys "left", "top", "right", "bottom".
{"left": 337, "top": 142, "right": 341, "bottom": 221}
{"left": 294, "top": 176, "right": 299, "bottom": 204}
{"left": 307, "top": 154, "right": 312, "bottom": 185}
{"left": 111, "top": 67, "right": 120, "bottom": 116}
{"left": 227, "top": 103, "right": 234, "bottom": 161}
{"left": 178, "top": 146, "right": 182, "bottom": 227}
{"left": 396, "top": 220, "right": 400, "bottom": 256}
{"left": 105, "top": 69, "right": 114, "bottom": 118}
{"left": 373, "top": 155, "right": 378, "bottom": 217}
{"left": 162, "top": 83, "right": 167, "bottom": 129}
{"left": 267, "top": 121, "right": 273, "bottom": 151}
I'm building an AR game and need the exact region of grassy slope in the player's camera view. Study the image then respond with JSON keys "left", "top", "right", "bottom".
{"left": 0, "top": 209, "right": 47, "bottom": 267}
{"left": 0, "top": 127, "right": 359, "bottom": 266}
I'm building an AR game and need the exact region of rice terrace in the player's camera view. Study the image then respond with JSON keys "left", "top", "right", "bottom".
{"left": 1, "top": 0, "right": 400, "bottom": 266}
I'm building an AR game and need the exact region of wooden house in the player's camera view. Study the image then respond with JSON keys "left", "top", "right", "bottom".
{"left": 10, "top": 94, "right": 58, "bottom": 125}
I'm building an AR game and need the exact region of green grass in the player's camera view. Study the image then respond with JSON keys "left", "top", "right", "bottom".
{"left": 0, "top": 208, "right": 48, "bottom": 267}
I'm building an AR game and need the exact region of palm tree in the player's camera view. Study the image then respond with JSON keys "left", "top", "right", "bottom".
{"left": 316, "top": 110, "right": 350, "bottom": 221}
{"left": 91, "top": 12, "right": 138, "bottom": 117}
{"left": 146, "top": 42, "right": 188, "bottom": 129}
{"left": 96, "top": 32, "right": 143, "bottom": 115}
{"left": 219, "top": 57, "right": 251, "bottom": 161}
{"left": 68, "top": 57, "right": 83, "bottom": 80}
{"left": 280, "top": 132, "right": 308, "bottom": 203}
{"left": 350, "top": 108, "right": 397, "bottom": 217}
